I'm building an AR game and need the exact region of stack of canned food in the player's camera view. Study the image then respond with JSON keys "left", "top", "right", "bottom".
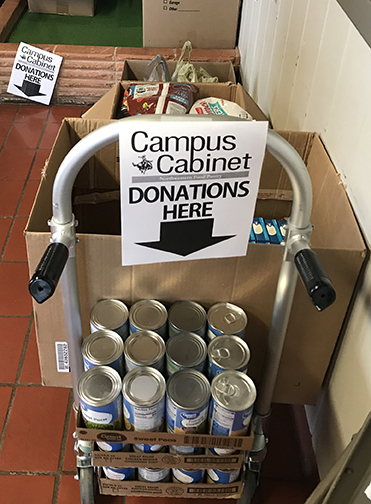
{"left": 78, "top": 298, "right": 256, "bottom": 485}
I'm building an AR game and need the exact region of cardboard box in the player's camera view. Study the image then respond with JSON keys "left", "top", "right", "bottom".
{"left": 76, "top": 410, "right": 249, "bottom": 497}
{"left": 27, "top": 0, "right": 96, "bottom": 16}
{"left": 82, "top": 82, "right": 268, "bottom": 122}
{"left": 25, "top": 105, "right": 366, "bottom": 404}
{"left": 121, "top": 59, "right": 236, "bottom": 84}
{"left": 142, "top": 0, "right": 241, "bottom": 49}
{"left": 97, "top": 473, "right": 244, "bottom": 498}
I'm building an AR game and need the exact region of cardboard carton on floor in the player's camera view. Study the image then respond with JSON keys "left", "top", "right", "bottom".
{"left": 121, "top": 59, "right": 236, "bottom": 84}
{"left": 28, "top": 0, "right": 96, "bottom": 16}
{"left": 82, "top": 81, "right": 268, "bottom": 121}
{"left": 25, "top": 92, "right": 366, "bottom": 404}
{"left": 142, "top": 0, "right": 241, "bottom": 49}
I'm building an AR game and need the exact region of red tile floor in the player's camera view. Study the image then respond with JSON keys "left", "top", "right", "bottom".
{"left": 0, "top": 103, "right": 319, "bottom": 504}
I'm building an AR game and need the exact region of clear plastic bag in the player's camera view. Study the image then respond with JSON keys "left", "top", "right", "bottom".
{"left": 143, "top": 55, "right": 171, "bottom": 82}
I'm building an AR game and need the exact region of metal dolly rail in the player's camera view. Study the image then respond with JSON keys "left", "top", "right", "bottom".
{"left": 28, "top": 115, "right": 336, "bottom": 503}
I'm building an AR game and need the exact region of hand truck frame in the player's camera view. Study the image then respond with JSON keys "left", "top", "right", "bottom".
{"left": 29, "top": 115, "right": 335, "bottom": 503}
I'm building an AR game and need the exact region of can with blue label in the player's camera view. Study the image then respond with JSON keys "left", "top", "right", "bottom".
{"left": 82, "top": 329, "right": 124, "bottom": 377}
{"left": 207, "top": 303, "right": 248, "bottom": 342}
{"left": 77, "top": 366, "right": 124, "bottom": 452}
{"left": 172, "top": 468, "right": 205, "bottom": 483}
{"left": 206, "top": 467, "right": 240, "bottom": 484}
{"left": 166, "top": 369, "right": 210, "bottom": 455}
{"left": 166, "top": 332, "right": 207, "bottom": 376}
{"left": 168, "top": 300, "right": 207, "bottom": 338}
{"left": 123, "top": 366, "right": 166, "bottom": 432}
{"left": 90, "top": 299, "right": 129, "bottom": 341}
{"left": 209, "top": 371, "right": 256, "bottom": 446}
{"left": 208, "top": 335, "right": 250, "bottom": 380}
{"left": 102, "top": 466, "right": 135, "bottom": 481}
{"left": 124, "top": 330, "right": 165, "bottom": 373}
{"left": 133, "top": 443, "right": 166, "bottom": 453}
{"left": 129, "top": 299, "right": 168, "bottom": 339}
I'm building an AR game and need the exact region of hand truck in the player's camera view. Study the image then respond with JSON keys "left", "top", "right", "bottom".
{"left": 28, "top": 115, "right": 336, "bottom": 503}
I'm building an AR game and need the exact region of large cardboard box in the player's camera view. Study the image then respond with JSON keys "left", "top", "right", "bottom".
{"left": 142, "top": 0, "right": 241, "bottom": 49}
{"left": 121, "top": 59, "right": 236, "bottom": 84}
{"left": 25, "top": 98, "right": 366, "bottom": 405}
{"left": 27, "top": 0, "right": 96, "bottom": 16}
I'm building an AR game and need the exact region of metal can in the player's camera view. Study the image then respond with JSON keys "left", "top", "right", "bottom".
{"left": 207, "top": 302, "right": 247, "bottom": 342}
{"left": 166, "top": 332, "right": 207, "bottom": 376}
{"left": 82, "top": 329, "right": 124, "bottom": 377}
{"left": 168, "top": 300, "right": 207, "bottom": 338}
{"left": 90, "top": 299, "right": 129, "bottom": 341}
{"left": 209, "top": 370, "right": 256, "bottom": 437}
{"left": 129, "top": 299, "right": 168, "bottom": 339}
{"left": 138, "top": 467, "right": 171, "bottom": 483}
{"left": 208, "top": 335, "right": 250, "bottom": 380}
{"left": 77, "top": 366, "right": 124, "bottom": 452}
{"left": 206, "top": 468, "right": 240, "bottom": 484}
{"left": 133, "top": 443, "right": 166, "bottom": 453}
{"left": 123, "top": 366, "right": 166, "bottom": 432}
{"left": 166, "top": 369, "right": 210, "bottom": 454}
{"left": 169, "top": 445, "right": 202, "bottom": 455}
{"left": 124, "top": 330, "right": 166, "bottom": 373}
{"left": 172, "top": 468, "right": 205, "bottom": 484}
{"left": 102, "top": 466, "right": 135, "bottom": 481}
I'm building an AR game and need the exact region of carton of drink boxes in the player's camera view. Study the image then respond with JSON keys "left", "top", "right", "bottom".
{"left": 76, "top": 409, "right": 253, "bottom": 498}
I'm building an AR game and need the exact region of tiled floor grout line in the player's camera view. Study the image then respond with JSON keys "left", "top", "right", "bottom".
{"left": 0, "top": 313, "right": 33, "bottom": 456}
{"left": 52, "top": 388, "right": 74, "bottom": 504}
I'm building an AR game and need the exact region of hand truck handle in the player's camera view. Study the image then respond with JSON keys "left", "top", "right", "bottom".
{"left": 29, "top": 242, "right": 69, "bottom": 304}
{"left": 295, "top": 248, "right": 336, "bottom": 311}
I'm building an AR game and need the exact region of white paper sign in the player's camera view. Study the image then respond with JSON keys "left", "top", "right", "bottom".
{"left": 120, "top": 119, "right": 268, "bottom": 266}
{"left": 7, "top": 42, "right": 63, "bottom": 105}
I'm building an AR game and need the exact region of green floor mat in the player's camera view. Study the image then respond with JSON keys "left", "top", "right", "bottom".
{"left": 6, "top": 0, "right": 143, "bottom": 47}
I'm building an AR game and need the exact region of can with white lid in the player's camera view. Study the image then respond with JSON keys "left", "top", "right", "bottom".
{"left": 90, "top": 299, "right": 129, "bottom": 341}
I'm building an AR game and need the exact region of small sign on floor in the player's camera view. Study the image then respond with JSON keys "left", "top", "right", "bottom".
{"left": 7, "top": 42, "right": 63, "bottom": 105}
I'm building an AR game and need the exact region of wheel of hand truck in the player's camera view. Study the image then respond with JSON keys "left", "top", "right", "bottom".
{"left": 78, "top": 466, "right": 96, "bottom": 504}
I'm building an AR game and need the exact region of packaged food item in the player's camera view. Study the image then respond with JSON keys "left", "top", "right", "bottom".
{"left": 190, "top": 97, "right": 253, "bottom": 119}
{"left": 208, "top": 334, "right": 250, "bottom": 380}
{"left": 117, "top": 83, "right": 197, "bottom": 117}
{"left": 124, "top": 330, "right": 166, "bottom": 373}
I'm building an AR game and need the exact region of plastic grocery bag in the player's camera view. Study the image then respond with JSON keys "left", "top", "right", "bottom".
{"left": 171, "top": 41, "right": 219, "bottom": 83}
{"left": 143, "top": 55, "right": 171, "bottom": 82}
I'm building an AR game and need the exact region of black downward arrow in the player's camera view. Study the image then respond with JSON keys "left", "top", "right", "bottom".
{"left": 14, "top": 79, "right": 46, "bottom": 97}
{"left": 136, "top": 219, "right": 235, "bottom": 256}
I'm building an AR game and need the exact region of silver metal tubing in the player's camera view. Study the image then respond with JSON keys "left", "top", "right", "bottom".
{"left": 253, "top": 131, "right": 314, "bottom": 436}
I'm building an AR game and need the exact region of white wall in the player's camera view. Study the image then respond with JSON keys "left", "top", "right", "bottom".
{"left": 238, "top": 0, "right": 371, "bottom": 477}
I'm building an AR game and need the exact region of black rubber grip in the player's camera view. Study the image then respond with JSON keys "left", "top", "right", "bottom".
{"left": 29, "top": 243, "right": 69, "bottom": 304}
{"left": 295, "top": 249, "right": 336, "bottom": 311}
